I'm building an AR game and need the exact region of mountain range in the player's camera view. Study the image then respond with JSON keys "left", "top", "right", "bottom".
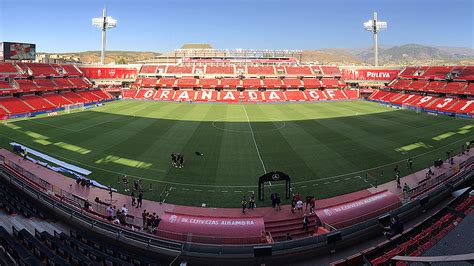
{"left": 44, "top": 44, "right": 474, "bottom": 66}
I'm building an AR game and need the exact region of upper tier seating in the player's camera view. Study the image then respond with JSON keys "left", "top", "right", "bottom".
{"left": 310, "top": 66, "right": 323, "bottom": 75}
{"left": 194, "top": 66, "right": 205, "bottom": 75}
{"left": 34, "top": 79, "right": 58, "bottom": 91}
{"left": 60, "top": 64, "right": 82, "bottom": 76}
{"left": 24, "top": 63, "right": 59, "bottom": 77}
{"left": 21, "top": 95, "right": 55, "bottom": 111}
{"left": 399, "top": 66, "right": 420, "bottom": 78}
{"left": 0, "top": 62, "right": 19, "bottom": 74}
{"left": 139, "top": 65, "right": 158, "bottom": 74}
{"left": 421, "top": 66, "right": 453, "bottom": 79}
{"left": 389, "top": 79, "right": 412, "bottom": 89}
{"left": 15, "top": 79, "right": 39, "bottom": 92}
{"left": 166, "top": 66, "right": 193, "bottom": 74}
{"left": 205, "top": 66, "right": 234, "bottom": 75}
{"left": 456, "top": 66, "right": 474, "bottom": 81}
{"left": 0, "top": 97, "right": 34, "bottom": 114}
{"left": 285, "top": 66, "right": 312, "bottom": 75}
{"left": 247, "top": 66, "right": 275, "bottom": 75}
{"left": 321, "top": 66, "right": 341, "bottom": 76}
{"left": 198, "top": 78, "right": 219, "bottom": 88}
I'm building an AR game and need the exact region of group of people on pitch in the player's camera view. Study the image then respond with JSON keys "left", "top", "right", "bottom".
{"left": 171, "top": 153, "right": 185, "bottom": 168}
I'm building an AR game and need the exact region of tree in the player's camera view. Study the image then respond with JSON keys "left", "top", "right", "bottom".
{"left": 116, "top": 57, "right": 127, "bottom": 64}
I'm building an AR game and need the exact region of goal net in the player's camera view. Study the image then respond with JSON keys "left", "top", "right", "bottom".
{"left": 401, "top": 104, "right": 422, "bottom": 113}
{"left": 64, "top": 103, "right": 85, "bottom": 114}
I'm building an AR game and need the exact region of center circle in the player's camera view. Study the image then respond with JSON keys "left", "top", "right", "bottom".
{"left": 211, "top": 117, "right": 286, "bottom": 133}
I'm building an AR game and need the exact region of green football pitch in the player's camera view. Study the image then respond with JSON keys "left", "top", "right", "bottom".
{"left": 1, "top": 100, "right": 473, "bottom": 207}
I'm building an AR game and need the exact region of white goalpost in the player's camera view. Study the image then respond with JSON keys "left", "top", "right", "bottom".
{"left": 64, "top": 103, "right": 85, "bottom": 114}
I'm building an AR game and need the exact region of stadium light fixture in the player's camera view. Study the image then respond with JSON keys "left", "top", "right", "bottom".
{"left": 363, "top": 11, "right": 387, "bottom": 67}
{"left": 92, "top": 7, "right": 117, "bottom": 65}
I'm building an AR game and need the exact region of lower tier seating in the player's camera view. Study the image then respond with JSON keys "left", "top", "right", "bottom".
{"left": 122, "top": 89, "right": 354, "bottom": 102}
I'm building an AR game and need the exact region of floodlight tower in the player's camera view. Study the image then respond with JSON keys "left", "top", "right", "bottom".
{"left": 92, "top": 7, "right": 117, "bottom": 65}
{"left": 363, "top": 12, "right": 387, "bottom": 66}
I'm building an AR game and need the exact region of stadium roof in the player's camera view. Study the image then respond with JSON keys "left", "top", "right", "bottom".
{"left": 180, "top": 44, "right": 213, "bottom": 49}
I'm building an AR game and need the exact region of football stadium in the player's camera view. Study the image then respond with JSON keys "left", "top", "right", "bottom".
{"left": 0, "top": 1, "right": 473, "bottom": 265}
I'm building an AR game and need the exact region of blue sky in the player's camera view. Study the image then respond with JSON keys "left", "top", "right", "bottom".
{"left": 0, "top": 0, "right": 472, "bottom": 53}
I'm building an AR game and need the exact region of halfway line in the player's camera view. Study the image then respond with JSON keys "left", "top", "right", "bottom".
{"left": 242, "top": 105, "right": 267, "bottom": 175}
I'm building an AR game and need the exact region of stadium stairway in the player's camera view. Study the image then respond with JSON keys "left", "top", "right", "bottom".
{"left": 264, "top": 212, "right": 327, "bottom": 241}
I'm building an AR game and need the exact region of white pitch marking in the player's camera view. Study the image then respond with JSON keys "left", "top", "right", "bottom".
{"left": 242, "top": 105, "right": 267, "bottom": 171}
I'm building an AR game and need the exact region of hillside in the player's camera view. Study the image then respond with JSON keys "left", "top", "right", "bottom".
{"left": 302, "top": 44, "right": 474, "bottom": 66}
{"left": 44, "top": 44, "right": 474, "bottom": 66}
{"left": 43, "top": 51, "right": 162, "bottom": 64}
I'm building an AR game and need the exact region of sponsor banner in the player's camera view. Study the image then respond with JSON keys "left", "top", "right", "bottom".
{"left": 316, "top": 190, "right": 401, "bottom": 229}
{"left": 158, "top": 212, "right": 265, "bottom": 238}
{"left": 80, "top": 67, "right": 137, "bottom": 80}
{"left": 341, "top": 69, "right": 400, "bottom": 81}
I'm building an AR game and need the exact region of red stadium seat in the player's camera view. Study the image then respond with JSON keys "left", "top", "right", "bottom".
{"left": 205, "top": 66, "right": 234, "bottom": 75}
{"left": 285, "top": 66, "right": 312, "bottom": 76}
{"left": 282, "top": 78, "right": 303, "bottom": 88}
{"left": 60, "top": 64, "right": 83, "bottom": 76}
{"left": 262, "top": 78, "right": 283, "bottom": 88}
{"left": 302, "top": 78, "right": 322, "bottom": 88}
{"left": 24, "top": 63, "right": 59, "bottom": 77}
{"left": 221, "top": 78, "right": 241, "bottom": 88}
{"left": 139, "top": 65, "right": 159, "bottom": 74}
{"left": 247, "top": 66, "right": 275, "bottom": 75}
{"left": 166, "top": 66, "right": 193, "bottom": 74}
{"left": 321, "top": 66, "right": 341, "bottom": 77}
{"left": 198, "top": 78, "right": 219, "bottom": 88}
{"left": 15, "top": 79, "right": 39, "bottom": 92}
{"left": 0, "top": 97, "right": 34, "bottom": 114}
{"left": 21, "top": 95, "right": 55, "bottom": 111}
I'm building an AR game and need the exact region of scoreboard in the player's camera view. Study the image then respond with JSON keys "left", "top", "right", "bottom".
{"left": 1, "top": 42, "right": 36, "bottom": 60}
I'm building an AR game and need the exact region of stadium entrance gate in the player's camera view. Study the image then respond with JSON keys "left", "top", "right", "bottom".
{"left": 258, "top": 171, "right": 291, "bottom": 201}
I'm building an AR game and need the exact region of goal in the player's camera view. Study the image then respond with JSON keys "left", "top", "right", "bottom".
{"left": 401, "top": 104, "right": 422, "bottom": 114}
{"left": 64, "top": 103, "right": 85, "bottom": 114}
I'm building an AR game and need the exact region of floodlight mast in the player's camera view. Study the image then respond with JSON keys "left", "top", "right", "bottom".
{"left": 363, "top": 12, "right": 387, "bottom": 66}
{"left": 92, "top": 7, "right": 117, "bottom": 64}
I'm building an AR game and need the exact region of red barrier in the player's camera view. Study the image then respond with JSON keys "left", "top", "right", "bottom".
{"left": 316, "top": 190, "right": 402, "bottom": 229}
{"left": 158, "top": 212, "right": 265, "bottom": 243}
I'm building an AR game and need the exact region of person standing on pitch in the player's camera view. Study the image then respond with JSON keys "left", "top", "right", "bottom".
{"left": 241, "top": 196, "right": 247, "bottom": 214}
{"left": 137, "top": 192, "right": 143, "bottom": 208}
{"left": 395, "top": 171, "right": 401, "bottom": 188}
